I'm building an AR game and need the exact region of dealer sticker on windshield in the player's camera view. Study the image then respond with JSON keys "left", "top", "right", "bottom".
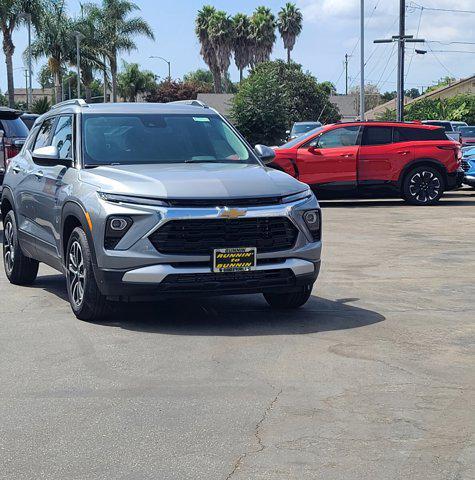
{"left": 213, "top": 247, "right": 257, "bottom": 273}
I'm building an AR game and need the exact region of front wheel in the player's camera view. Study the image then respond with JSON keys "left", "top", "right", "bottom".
{"left": 263, "top": 283, "right": 313, "bottom": 309}
{"left": 402, "top": 166, "right": 444, "bottom": 205}
{"left": 66, "top": 227, "right": 108, "bottom": 321}
{"left": 2, "top": 210, "right": 39, "bottom": 285}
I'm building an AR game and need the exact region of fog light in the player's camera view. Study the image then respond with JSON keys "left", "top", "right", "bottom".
{"left": 105, "top": 216, "right": 133, "bottom": 249}
{"left": 303, "top": 209, "right": 321, "bottom": 241}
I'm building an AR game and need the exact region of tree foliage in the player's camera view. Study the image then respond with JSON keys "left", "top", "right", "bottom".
{"left": 31, "top": 96, "right": 51, "bottom": 114}
{"left": 277, "top": 2, "right": 303, "bottom": 63}
{"left": 231, "top": 60, "right": 341, "bottom": 145}
{"left": 117, "top": 61, "right": 156, "bottom": 101}
{"left": 145, "top": 80, "right": 211, "bottom": 104}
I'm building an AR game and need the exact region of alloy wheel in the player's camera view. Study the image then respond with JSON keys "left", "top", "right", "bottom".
{"left": 68, "top": 241, "right": 85, "bottom": 307}
{"left": 409, "top": 171, "right": 441, "bottom": 204}
{"left": 3, "top": 220, "right": 15, "bottom": 275}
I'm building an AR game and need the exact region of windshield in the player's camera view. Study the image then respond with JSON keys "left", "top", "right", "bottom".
{"left": 281, "top": 126, "right": 325, "bottom": 149}
{"left": 459, "top": 127, "right": 475, "bottom": 136}
{"left": 0, "top": 117, "right": 29, "bottom": 138}
{"left": 82, "top": 113, "right": 255, "bottom": 166}
{"left": 291, "top": 123, "right": 321, "bottom": 135}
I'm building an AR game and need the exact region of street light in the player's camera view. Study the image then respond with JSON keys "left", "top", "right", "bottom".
{"left": 73, "top": 31, "right": 85, "bottom": 98}
{"left": 149, "top": 56, "right": 171, "bottom": 81}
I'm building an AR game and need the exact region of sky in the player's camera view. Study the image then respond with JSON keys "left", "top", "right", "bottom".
{"left": 1, "top": 0, "right": 474, "bottom": 95}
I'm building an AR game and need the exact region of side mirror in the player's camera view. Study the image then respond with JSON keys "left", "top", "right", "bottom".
{"left": 32, "top": 145, "right": 71, "bottom": 167}
{"left": 254, "top": 144, "right": 276, "bottom": 164}
{"left": 308, "top": 145, "right": 321, "bottom": 155}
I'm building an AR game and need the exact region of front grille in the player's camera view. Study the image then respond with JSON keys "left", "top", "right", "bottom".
{"left": 160, "top": 268, "right": 295, "bottom": 293}
{"left": 149, "top": 217, "right": 299, "bottom": 255}
{"left": 167, "top": 197, "right": 283, "bottom": 207}
{"left": 461, "top": 160, "right": 470, "bottom": 172}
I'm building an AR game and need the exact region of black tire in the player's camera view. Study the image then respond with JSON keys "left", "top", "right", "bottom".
{"left": 2, "top": 210, "right": 39, "bottom": 285}
{"left": 66, "top": 226, "right": 108, "bottom": 321}
{"left": 402, "top": 166, "right": 444, "bottom": 205}
{"left": 263, "top": 283, "right": 313, "bottom": 309}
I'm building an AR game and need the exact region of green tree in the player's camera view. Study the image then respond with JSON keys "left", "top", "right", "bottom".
{"left": 232, "top": 13, "right": 253, "bottom": 83}
{"left": 277, "top": 2, "right": 303, "bottom": 64}
{"left": 117, "top": 61, "right": 156, "bottom": 101}
{"left": 183, "top": 68, "right": 213, "bottom": 86}
{"left": 1, "top": 0, "right": 45, "bottom": 107}
{"left": 31, "top": 95, "right": 50, "bottom": 114}
{"left": 86, "top": 0, "right": 154, "bottom": 102}
{"left": 425, "top": 76, "right": 456, "bottom": 94}
{"left": 29, "top": 0, "right": 71, "bottom": 103}
{"left": 37, "top": 63, "right": 56, "bottom": 89}
{"left": 405, "top": 88, "right": 420, "bottom": 99}
{"left": 208, "top": 10, "right": 233, "bottom": 93}
{"left": 381, "top": 91, "right": 396, "bottom": 102}
{"left": 196, "top": 5, "right": 221, "bottom": 93}
{"left": 231, "top": 60, "right": 340, "bottom": 145}
{"left": 145, "top": 80, "right": 205, "bottom": 103}
{"left": 250, "top": 6, "right": 276, "bottom": 65}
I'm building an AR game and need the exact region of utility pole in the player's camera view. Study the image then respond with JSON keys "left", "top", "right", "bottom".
{"left": 149, "top": 56, "right": 171, "bottom": 81}
{"left": 360, "top": 0, "right": 365, "bottom": 120}
{"left": 374, "top": 0, "right": 424, "bottom": 121}
{"left": 345, "top": 53, "right": 349, "bottom": 95}
{"left": 24, "top": 69, "right": 29, "bottom": 109}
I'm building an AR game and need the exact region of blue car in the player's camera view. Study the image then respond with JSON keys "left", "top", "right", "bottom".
{"left": 461, "top": 146, "right": 475, "bottom": 187}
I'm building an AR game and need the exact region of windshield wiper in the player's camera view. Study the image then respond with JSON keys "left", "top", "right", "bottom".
{"left": 184, "top": 159, "right": 218, "bottom": 163}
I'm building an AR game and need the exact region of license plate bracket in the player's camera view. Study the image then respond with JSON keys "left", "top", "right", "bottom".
{"left": 213, "top": 247, "right": 257, "bottom": 273}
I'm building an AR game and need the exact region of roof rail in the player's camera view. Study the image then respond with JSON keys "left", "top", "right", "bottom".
{"left": 50, "top": 98, "right": 89, "bottom": 110}
{"left": 168, "top": 99, "right": 208, "bottom": 108}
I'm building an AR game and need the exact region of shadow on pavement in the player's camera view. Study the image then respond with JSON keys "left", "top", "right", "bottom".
{"left": 33, "top": 272, "right": 385, "bottom": 335}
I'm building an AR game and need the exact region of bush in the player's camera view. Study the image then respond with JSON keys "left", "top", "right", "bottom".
{"left": 231, "top": 60, "right": 340, "bottom": 145}
{"left": 31, "top": 97, "right": 51, "bottom": 114}
{"left": 376, "top": 93, "right": 475, "bottom": 124}
{"left": 145, "top": 80, "right": 212, "bottom": 103}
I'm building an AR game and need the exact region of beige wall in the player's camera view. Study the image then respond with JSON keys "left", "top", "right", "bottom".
{"left": 427, "top": 79, "right": 475, "bottom": 100}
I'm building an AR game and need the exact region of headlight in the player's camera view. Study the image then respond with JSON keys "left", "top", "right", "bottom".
{"left": 281, "top": 188, "right": 313, "bottom": 204}
{"left": 98, "top": 192, "right": 169, "bottom": 207}
{"left": 104, "top": 215, "right": 133, "bottom": 249}
{"left": 303, "top": 209, "right": 321, "bottom": 241}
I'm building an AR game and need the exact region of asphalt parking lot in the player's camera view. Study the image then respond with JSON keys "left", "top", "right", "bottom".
{"left": 1, "top": 189, "right": 474, "bottom": 480}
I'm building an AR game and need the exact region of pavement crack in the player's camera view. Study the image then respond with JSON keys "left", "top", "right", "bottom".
{"left": 225, "top": 387, "right": 282, "bottom": 480}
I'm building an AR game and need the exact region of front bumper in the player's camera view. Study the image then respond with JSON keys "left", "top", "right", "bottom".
{"left": 94, "top": 259, "right": 321, "bottom": 299}
{"left": 463, "top": 175, "right": 475, "bottom": 187}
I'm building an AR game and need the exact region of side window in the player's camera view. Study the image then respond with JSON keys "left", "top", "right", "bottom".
{"left": 33, "top": 118, "right": 55, "bottom": 150}
{"left": 394, "top": 127, "right": 447, "bottom": 142}
{"left": 310, "top": 126, "right": 360, "bottom": 149}
{"left": 362, "top": 127, "right": 393, "bottom": 146}
{"left": 51, "top": 115, "right": 73, "bottom": 159}
{"left": 26, "top": 126, "right": 40, "bottom": 151}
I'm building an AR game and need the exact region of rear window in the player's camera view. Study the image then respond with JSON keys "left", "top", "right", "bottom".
{"left": 394, "top": 127, "right": 447, "bottom": 142}
{"left": 0, "top": 118, "right": 29, "bottom": 138}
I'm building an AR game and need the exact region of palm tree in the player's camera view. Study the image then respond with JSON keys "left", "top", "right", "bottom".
{"left": 195, "top": 5, "right": 221, "bottom": 94}
{"left": 29, "top": 0, "right": 71, "bottom": 103}
{"left": 277, "top": 3, "right": 303, "bottom": 64}
{"left": 86, "top": 0, "right": 154, "bottom": 102}
{"left": 208, "top": 10, "right": 233, "bottom": 93}
{"left": 0, "top": 0, "right": 44, "bottom": 107}
{"left": 117, "top": 61, "right": 156, "bottom": 101}
{"left": 250, "top": 6, "right": 276, "bottom": 65}
{"left": 232, "top": 13, "right": 253, "bottom": 83}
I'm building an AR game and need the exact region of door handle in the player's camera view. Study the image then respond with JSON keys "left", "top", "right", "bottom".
{"left": 12, "top": 165, "right": 21, "bottom": 174}
{"left": 34, "top": 171, "right": 44, "bottom": 179}
{"left": 339, "top": 153, "right": 354, "bottom": 158}
{"left": 397, "top": 151, "right": 410, "bottom": 155}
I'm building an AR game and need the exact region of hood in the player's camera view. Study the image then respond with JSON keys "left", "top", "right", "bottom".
{"left": 80, "top": 162, "right": 307, "bottom": 199}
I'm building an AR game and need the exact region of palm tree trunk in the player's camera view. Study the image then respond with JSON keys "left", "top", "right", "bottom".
{"left": 103, "top": 55, "right": 108, "bottom": 102}
{"left": 53, "top": 70, "right": 63, "bottom": 105}
{"left": 2, "top": 31, "right": 15, "bottom": 108}
{"left": 239, "top": 68, "right": 243, "bottom": 83}
{"left": 110, "top": 56, "right": 118, "bottom": 103}
{"left": 287, "top": 48, "right": 291, "bottom": 64}
{"left": 85, "top": 86, "right": 92, "bottom": 103}
{"left": 212, "top": 68, "right": 222, "bottom": 94}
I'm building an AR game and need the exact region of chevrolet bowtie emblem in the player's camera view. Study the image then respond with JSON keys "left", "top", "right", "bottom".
{"left": 218, "top": 207, "right": 247, "bottom": 219}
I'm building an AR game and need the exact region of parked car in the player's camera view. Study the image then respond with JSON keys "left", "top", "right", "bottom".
{"left": 422, "top": 120, "right": 467, "bottom": 142}
{"left": 458, "top": 126, "right": 475, "bottom": 147}
{"left": 20, "top": 113, "right": 40, "bottom": 130}
{"left": 287, "top": 121, "right": 322, "bottom": 141}
{"left": 271, "top": 121, "right": 463, "bottom": 205}
{"left": 1, "top": 99, "right": 322, "bottom": 321}
{"left": 461, "top": 146, "right": 475, "bottom": 188}
{"left": 0, "top": 107, "right": 29, "bottom": 184}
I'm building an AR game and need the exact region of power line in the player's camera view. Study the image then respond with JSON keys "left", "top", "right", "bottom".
{"left": 408, "top": 2, "right": 475, "bottom": 14}
{"left": 429, "top": 49, "right": 475, "bottom": 54}
{"left": 426, "top": 44, "right": 455, "bottom": 77}
{"left": 427, "top": 40, "right": 475, "bottom": 46}
{"left": 405, "top": 5, "right": 423, "bottom": 80}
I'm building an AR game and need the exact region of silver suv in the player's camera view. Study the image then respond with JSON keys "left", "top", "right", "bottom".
{"left": 1, "top": 100, "right": 322, "bottom": 321}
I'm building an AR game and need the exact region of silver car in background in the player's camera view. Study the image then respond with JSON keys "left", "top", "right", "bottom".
{"left": 1, "top": 100, "right": 322, "bottom": 321}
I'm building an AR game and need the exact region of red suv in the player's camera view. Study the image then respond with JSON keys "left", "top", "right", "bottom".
{"left": 272, "top": 121, "right": 463, "bottom": 205}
